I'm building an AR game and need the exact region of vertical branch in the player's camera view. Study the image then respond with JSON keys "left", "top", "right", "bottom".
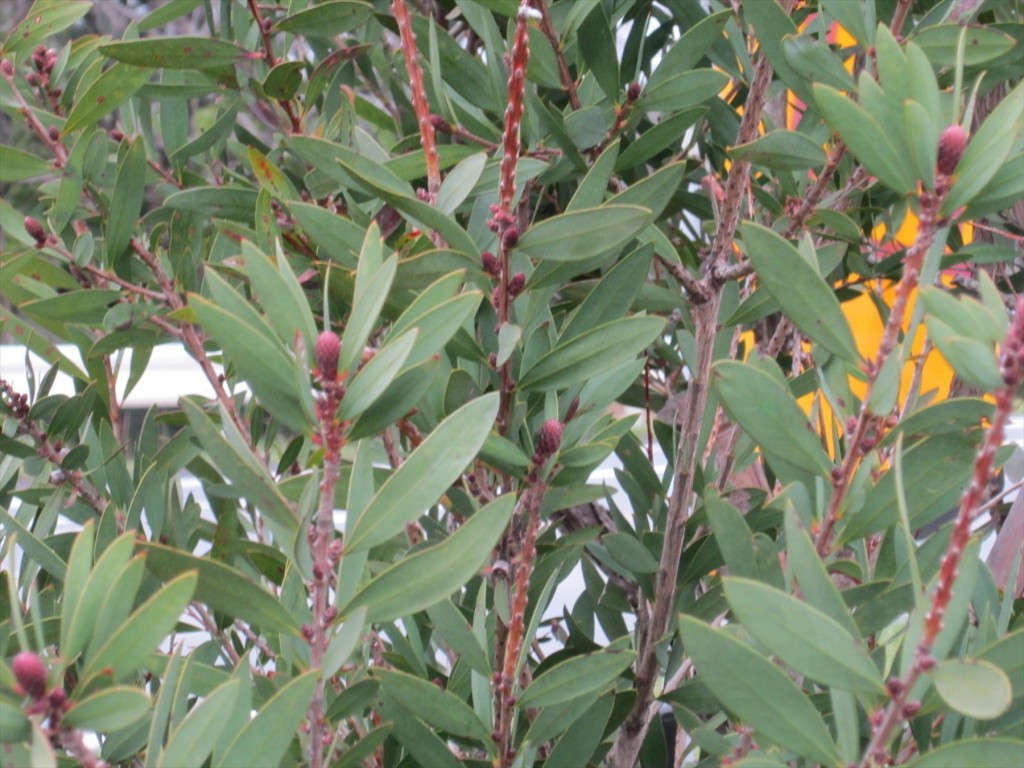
{"left": 608, "top": 27, "right": 778, "bottom": 768}
{"left": 392, "top": 0, "right": 445, "bottom": 247}
{"left": 494, "top": 420, "right": 561, "bottom": 768}
{"left": 307, "top": 331, "right": 345, "bottom": 768}
{"left": 858, "top": 297, "right": 1024, "bottom": 768}
{"left": 491, "top": 0, "right": 531, "bottom": 434}
{"left": 535, "top": 0, "right": 580, "bottom": 110}
{"left": 815, "top": 125, "right": 966, "bottom": 555}
{"left": 246, "top": 0, "right": 303, "bottom": 133}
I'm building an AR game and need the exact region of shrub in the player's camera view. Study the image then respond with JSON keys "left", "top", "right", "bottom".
{"left": 1, "top": 1, "right": 1022, "bottom": 766}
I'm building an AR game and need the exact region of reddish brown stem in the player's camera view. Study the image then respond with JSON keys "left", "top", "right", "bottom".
{"left": 392, "top": 0, "right": 442, "bottom": 226}
{"left": 858, "top": 298, "right": 1024, "bottom": 768}
{"left": 816, "top": 183, "right": 947, "bottom": 556}
{"left": 246, "top": 0, "right": 303, "bottom": 133}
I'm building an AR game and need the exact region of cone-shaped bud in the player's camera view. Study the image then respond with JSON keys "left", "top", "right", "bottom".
{"left": 481, "top": 251, "right": 500, "bottom": 277}
{"left": 508, "top": 272, "right": 526, "bottom": 297}
{"left": 536, "top": 419, "right": 562, "bottom": 459}
{"left": 24, "top": 216, "right": 45, "bottom": 244}
{"left": 0, "top": 59, "right": 13, "bottom": 77}
{"left": 12, "top": 651, "right": 48, "bottom": 699}
{"left": 502, "top": 225, "right": 519, "bottom": 250}
{"left": 936, "top": 124, "right": 967, "bottom": 175}
{"left": 627, "top": 82, "right": 642, "bottom": 102}
{"left": 315, "top": 330, "right": 341, "bottom": 381}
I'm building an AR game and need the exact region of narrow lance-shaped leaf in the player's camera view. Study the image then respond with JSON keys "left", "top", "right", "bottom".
{"left": 379, "top": 668, "right": 493, "bottom": 743}
{"left": 345, "top": 393, "right": 500, "bottom": 552}
{"left": 680, "top": 616, "right": 841, "bottom": 766}
{"left": 519, "top": 316, "right": 665, "bottom": 392}
{"left": 723, "top": 577, "right": 885, "bottom": 694}
{"left": 344, "top": 493, "right": 514, "bottom": 621}
{"left": 514, "top": 206, "right": 651, "bottom": 263}
{"left": 740, "top": 222, "right": 859, "bottom": 362}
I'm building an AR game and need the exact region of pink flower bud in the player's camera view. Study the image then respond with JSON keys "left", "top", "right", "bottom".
{"left": 0, "top": 59, "right": 13, "bottom": 77}
{"left": 481, "top": 251, "right": 500, "bottom": 277}
{"left": 24, "top": 216, "right": 45, "bottom": 244}
{"left": 12, "top": 651, "right": 48, "bottom": 699}
{"left": 109, "top": 129, "right": 125, "bottom": 142}
{"left": 429, "top": 114, "right": 451, "bottom": 134}
{"left": 508, "top": 272, "right": 525, "bottom": 297}
{"left": 535, "top": 419, "right": 562, "bottom": 459}
{"left": 315, "top": 330, "right": 341, "bottom": 381}
{"left": 936, "top": 124, "right": 967, "bottom": 176}
{"left": 502, "top": 225, "right": 519, "bottom": 250}
{"left": 902, "top": 701, "right": 921, "bottom": 718}
{"left": 627, "top": 82, "right": 642, "bottom": 102}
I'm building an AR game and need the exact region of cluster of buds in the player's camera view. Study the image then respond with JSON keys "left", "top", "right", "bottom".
{"left": 532, "top": 419, "right": 562, "bottom": 465}
{"left": 487, "top": 204, "right": 517, "bottom": 235}
{"left": 32, "top": 45, "right": 58, "bottom": 77}
{"left": 2, "top": 378, "right": 31, "bottom": 418}
{"left": 481, "top": 251, "right": 500, "bottom": 277}
{"left": 24, "top": 216, "right": 48, "bottom": 248}
{"left": 12, "top": 651, "right": 68, "bottom": 721}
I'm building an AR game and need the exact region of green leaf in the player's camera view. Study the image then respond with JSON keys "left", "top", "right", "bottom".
{"left": 323, "top": 608, "right": 366, "bottom": 679}
{"left": 0, "top": 698, "right": 30, "bottom": 743}
{"left": 680, "top": 616, "right": 840, "bottom": 765}
{"left": 712, "top": 358, "right": 834, "bottom": 479}
{"left": 519, "top": 316, "right": 665, "bottom": 392}
{"left": 391, "top": 289, "right": 481, "bottom": 367}
{"left": 345, "top": 394, "right": 500, "bottom": 552}
{"left": 189, "top": 292, "right": 309, "bottom": 432}
{"left": 813, "top": 83, "right": 916, "bottom": 195}
{"left": 2, "top": 1, "right": 91, "bottom": 56}
{"left": 164, "top": 187, "right": 258, "bottom": 222}
{"left": 340, "top": 330, "right": 417, "bottom": 421}
{"left": 614, "top": 108, "right": 707, "bottom": 171}
{"left": 216, "top": 671, "right": 318, "bottom": 768}
{"left": 911, "top": 24, "right": 1017, "bottom": 66}
{"left": 262, "top": 60, "right": 304, "bottom": 100}
{"left": 723, "top": 577, "right": 884, "bottom": 694}
{"left": 181, "top": 399, "right": 298, "bottom": 536}
{"left": 519, "top": 645, "right": 636, "bottom": 709}
{"left": 608, "top": 162, "right": 688, "bottom": 220}
{"left": 237, "top": 241, "right": 317, "bottom": 354}
{"left": 274, "top": 0, "right": 372, "bottom": 37}
{"left": 81, "top": 572, "right": 197, "bottom": 685}
{"left": 436, "top": 152, "right": 487, "bottom": 215}
{"left": 604, "top": 532, "right": 658, "bottom": 574}
{"left": 100, "top": 37, "right": 245, "bottom": 70}
{"left": 106, "top": 137, "right": 146, "bottom": 262}
{"left": 905, "top": 739, "right": 1024, "bottom": 768}
{"left": 0, "top": 145, "right": 54, "bottom": 182}
{"left": 740, "top": 222, "right": 859, "bottom": 362}
{"left": 340, "top": 233, "right": 394, "bottom": 375}
{"left": 783, "top": 510, "right": 860, "bottom": 637}
{"left": 515, "top": 206, "right": 650, "bottom": 262}
{"left": 0, "top": 508, "right": 66, "bottom": 580}
{"left": 63, "top": 687, "right": 151, "bottom": 733}
{"left": 379, "top": 668, "right": 492, "bottom": 742}
{"left": 560, "top": 245, "right": 652, "bottom": 344}
{"left": 730, "top": 131, "right": 828, "bottom": 171}
{"left": 579, "top": 4, "right": 619, "bottom": 102}
{"left": 839, "top": 434, "right": 976, "bottom": 543}
{"left": 348, "top": 360, "right": 438, "bottom": 441}
{"left": 645, "top": 10, "right": 731, "bottom": 92}
{"left": 345, "top": 494, "right": 514, "bottom": 622}
{"left": 247, "top": 147, "right": 298, "bottom": 200}
{"left": 138, "top": 542, "right": 300, "bottom": 635}
{"left": 62, "top": 64, "right": 151, "bottom": 135}
{"left": 640, "top": 69, "right": 729, "bottom": 113}
{"left": 933, "top": 659, "right": 1012, "bottom": 720}
{"left": 157, "top": 678, "right": 240, "bottom": 768}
